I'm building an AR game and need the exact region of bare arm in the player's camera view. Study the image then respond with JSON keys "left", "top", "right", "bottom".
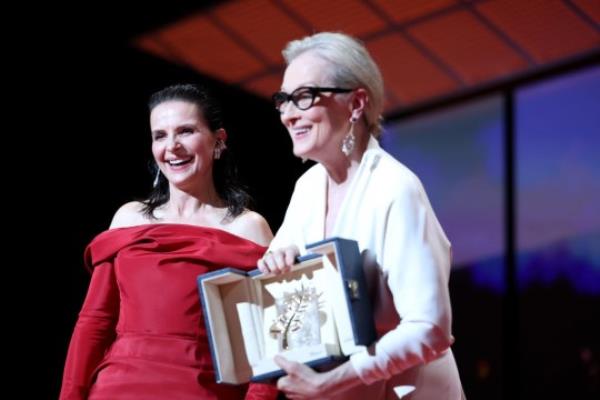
{"left": 231, "top": 210, "right": 273, "bottom": 247}
{"left": 109, "top": 201, "right": 148, "bottom": 229}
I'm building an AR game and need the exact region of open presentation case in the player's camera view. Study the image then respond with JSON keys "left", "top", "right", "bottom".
{"left": 197, "top": 237, "right": 376, "bottom": 383}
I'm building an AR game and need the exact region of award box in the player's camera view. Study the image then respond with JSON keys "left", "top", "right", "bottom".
{"left": 197, "top": 237, "right": 376, "bottom": 383}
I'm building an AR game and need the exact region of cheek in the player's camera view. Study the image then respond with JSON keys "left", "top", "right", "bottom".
{"left": 305, "top": 108, "right": 324, "bottom": 123}
{"left": 327, "top": 111, "right": 349, "bottom": 133}
{"left": 151, "top": 143, "right": 162, "bottom": 160}
{"left": 194, "top": 137, "right": 212, "bottom": 151}
{"left": 311, "top": 111, "right": 336, "bottom": 135}
{"left": 190, "top": 139, "right": 214, "bottom": 159}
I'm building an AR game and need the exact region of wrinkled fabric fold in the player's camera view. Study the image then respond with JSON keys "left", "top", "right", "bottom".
{"left": 60, "top": 224, "right": 278, "bottom": 400}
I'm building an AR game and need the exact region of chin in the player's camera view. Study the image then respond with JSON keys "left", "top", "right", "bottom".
{"left": 292, "top": 144, "right": 311, "bottom": 158}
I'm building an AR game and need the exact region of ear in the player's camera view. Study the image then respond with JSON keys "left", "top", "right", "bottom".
{"left": 350, "top": 88, "right": 369, "bottom": 120}
{"left": 215, "top": 128, "right": 228, "bottom": 142}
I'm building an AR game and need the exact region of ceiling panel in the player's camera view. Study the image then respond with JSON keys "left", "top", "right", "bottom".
{"left": 280, "top": 0, "right": 387, "bottom": 37}
{"left": 151, "top": 13, "right": 265, "bottom": 82}
{"left": 371, "top": 0, "right": 459, "bottom": 24}
{"left": 477, "top": 0, "right": 600, "bottom": 63}
{"left": 367, "top": 33, "right": 458, "bottom": 105}
{"left": 135, "top": 35, "right": 178, "bottom": 64}
{"left": 135, "top": 0, "right": 600, "bottom": 114}
{"left": 213, "top": 0, "right": 308, "bottom": 66}
{"left": 572, "top": 0, "right": 600, "bottom": 25}
{"left": 243, "top": 72, "right": 283, "bottom": 100}
{"left": 408, "top": 10, "right": 528, "bottom": 84}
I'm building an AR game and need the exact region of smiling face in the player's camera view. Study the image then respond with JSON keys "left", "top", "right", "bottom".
{"left": 150, "top": 100, "right": 224, "bottom": 191}
{"left": 279, "top": 51, "right": 353, "bottom": 163}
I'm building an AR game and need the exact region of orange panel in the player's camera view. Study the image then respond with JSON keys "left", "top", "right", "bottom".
{"left": 281, "top": 0, "right": 387, "bottom": 37}
{"left": 213, "top": 0, "right": 308, "bottom": 66}
{"left": 408, "top": 10, "right": 528, "bottom": 84}
{"left": 158, "top": 13, "right": 265, "bottom": 83}
{"left": 372, "top": 0, "right": 458, "bottom": 24}
{"left": 478, "top": 0, "right": 600, "bottom": 63}
{"left": 573, "top": 0, "right": 600, "bottom": 25}
{"left": 243, "top": 72, "right": 284, "bottom": 100}
{"left": 382, "top": 91, "right": 400, "bottom": 114}
{"left": 367, "top": 33, "right": 458, "bottom": 104}
{"left": 135, "top": 35, "right": 177, "bottom": 63}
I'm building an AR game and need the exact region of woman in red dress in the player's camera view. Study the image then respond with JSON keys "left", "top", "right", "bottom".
{"left": 60, "top": 84, "right": 278, "bottom": 400}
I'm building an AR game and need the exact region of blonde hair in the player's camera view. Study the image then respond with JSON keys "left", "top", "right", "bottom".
{"left": 282, "top": 32, "right": 384, "bottom": 137}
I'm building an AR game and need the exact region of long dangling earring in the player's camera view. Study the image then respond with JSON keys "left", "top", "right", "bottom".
{"left": 214, "top": 140, "right": 227, "bottom": 160}
{"left": 341, "top": 116, "right": 357, "bottom": 156}
{"left": 153, "top": 168, "right": 161, "bottom": 188}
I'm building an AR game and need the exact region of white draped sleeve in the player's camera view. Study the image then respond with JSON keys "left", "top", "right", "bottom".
{"left": 350, "top": 174, "right": 454, "bottom": 384}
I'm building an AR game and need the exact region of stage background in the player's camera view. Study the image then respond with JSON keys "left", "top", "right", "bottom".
{"left": 22, "top": 2, "right": 599, "bottom": 399}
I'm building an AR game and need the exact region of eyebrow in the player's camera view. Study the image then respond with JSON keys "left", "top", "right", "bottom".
{"left": 175, "top": 123, "right": 197, "bottom": 130}
{"left": 151, "top": 123, "right": 198, "bottom": 135}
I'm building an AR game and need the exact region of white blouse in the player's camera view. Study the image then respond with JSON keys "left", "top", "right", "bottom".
{"left": 270, "top": 137, "right": 464, "bottom": 399}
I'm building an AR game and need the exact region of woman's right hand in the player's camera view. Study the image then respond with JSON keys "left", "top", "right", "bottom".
{"left": 257, "top": 245, "right": 299, "bottom": 275}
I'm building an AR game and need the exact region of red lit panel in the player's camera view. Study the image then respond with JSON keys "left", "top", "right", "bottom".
{"left": 372, "top": 0, "right": 458, "bottom": 24}
{"left": 572, "top": 0, "right": 600, "bottom": 25}
{"left": 478, "top": 0, "right": 600, "bottom": 63}
{"left": 243, "top": 72, "right": 284, "bottom": 99}
{"left": 382, "top": 91, "right": 400, "bottom": 114}
{"left": 367, "top": 33, "right": 458, "bottom": 104}
{"left": 409, "top": 10, "right": 528, "bottom": 84}
{"left": 134, "top": 0, "right": 598, "bottom": 114}
{"left": 281, "top": 0, "right": 387, "bottom": 37}
{"left": 158, "top": 13, "right": 265, "bottom": 82}
{"left": 135, "top": 35, "right": 177, "bottom": 63}
{"left": 213, "top": 0, "right": 308, "bottom": 66}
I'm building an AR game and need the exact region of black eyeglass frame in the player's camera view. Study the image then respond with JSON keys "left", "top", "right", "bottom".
{"left": 272, "top": 86, "right": 353, "bottom": 112}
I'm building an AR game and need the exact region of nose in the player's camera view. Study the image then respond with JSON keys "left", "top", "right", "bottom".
{"left": 279, "top": 101, "right": 299, "bottom": 127}
{"left": 166, "top": 135, "right": 181, "bottom": 151}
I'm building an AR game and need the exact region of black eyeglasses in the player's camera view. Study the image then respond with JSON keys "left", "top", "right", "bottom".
{"left": 272, "top": 86, "right": 353, "bottom": 112}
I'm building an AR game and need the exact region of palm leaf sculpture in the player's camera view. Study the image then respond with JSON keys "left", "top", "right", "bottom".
{"left": 269, "top": 284, "right": 321, "bottom": 350}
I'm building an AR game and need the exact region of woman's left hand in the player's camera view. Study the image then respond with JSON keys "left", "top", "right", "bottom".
{"left": 275, "top": 352, "right": 362, "bottom": 399}
{"left": 257, "top": 245, "right": 299, "bottom": 275}
{"left": 275, "top": 355, "right": 331, "bottom": 400}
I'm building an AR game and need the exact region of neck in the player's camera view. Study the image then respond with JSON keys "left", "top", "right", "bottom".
{"left": 165, "top": 182, "right": 224, "bottom": 219}
{"left": 323, "top": 158, "right": 356, "bottom": 185}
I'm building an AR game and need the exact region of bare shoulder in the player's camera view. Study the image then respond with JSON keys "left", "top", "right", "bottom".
{"left": 230, "top": 210, "right": 273, "bottom": 246}
{"left": 109, "top": 201, "right": 150, "bottom": 229}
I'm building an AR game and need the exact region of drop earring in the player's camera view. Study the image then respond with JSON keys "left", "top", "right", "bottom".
{"left": 214, "top": 140, "right": 227, "bottom": 159}
{"left": 341, "top": 116, "right": 357, "bottom": 156}
{"left": 153, "top": 168, "right": 161, "bottom": 188}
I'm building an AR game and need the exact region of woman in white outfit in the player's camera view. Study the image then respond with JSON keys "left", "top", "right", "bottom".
{"left": 257, "top": 32, "right": 465, "bottom": 400}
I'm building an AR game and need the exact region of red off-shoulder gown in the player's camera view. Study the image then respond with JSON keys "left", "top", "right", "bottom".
{"left": 60, "top": 224, "right": 277, "bottom": 400}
